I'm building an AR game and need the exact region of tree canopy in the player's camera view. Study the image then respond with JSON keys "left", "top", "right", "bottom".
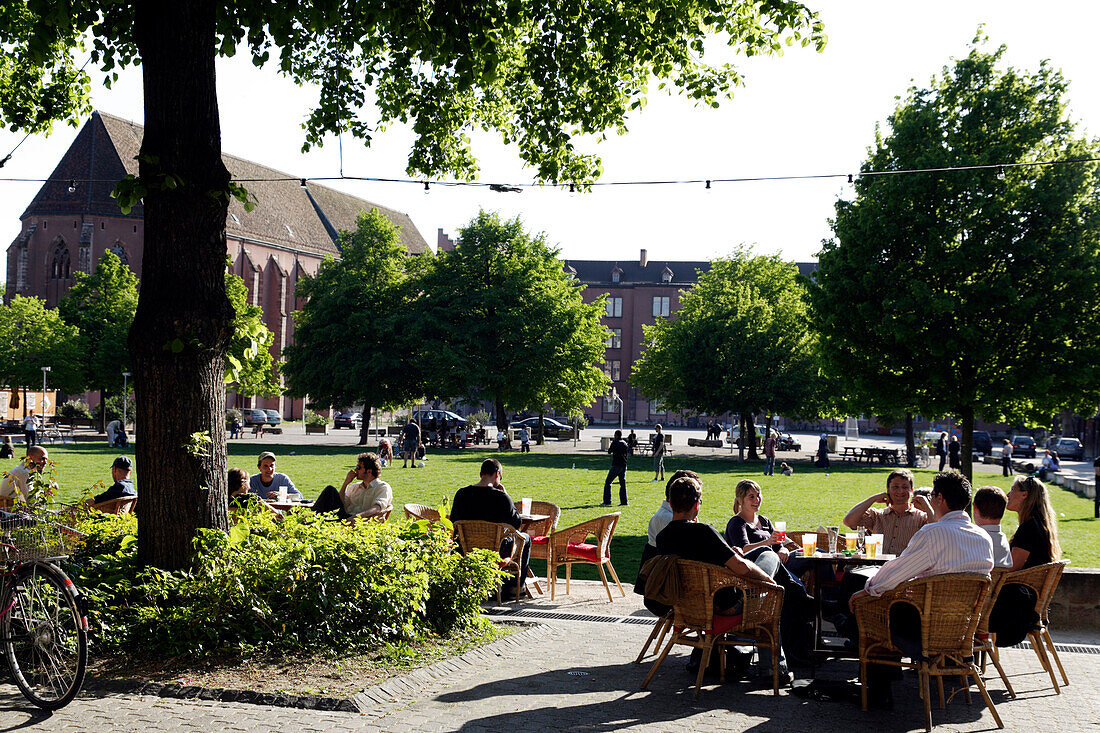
{"left": 224, "top": 270, "right": 280, "bottom": 399}
{"left": 0, "top": 0, "right": 825, "bottom": 569}
{"left": 282, "top": 208, "right": 422, "bottom": 442}
{"left": 0, "top": 295, "right": 82, "bottom": 398}
{"left": 415, "top": 210, "right": 609, "bottom": 428}
{"left": 811, "top": 37, "right": 1100, "bottom": 479}
{"left": 632, "top": 249, "right": 826, "bottom": 456}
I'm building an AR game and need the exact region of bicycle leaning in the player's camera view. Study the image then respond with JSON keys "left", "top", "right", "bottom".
{"left": 0, "top": 511, "right": 88, "bottom": 709}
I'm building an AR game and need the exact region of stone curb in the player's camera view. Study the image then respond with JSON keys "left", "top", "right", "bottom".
{"left": 80, "top": 618, "right": 541, "bottom": 714}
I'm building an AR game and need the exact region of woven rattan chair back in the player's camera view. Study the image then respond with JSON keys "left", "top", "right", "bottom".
{"left": 514, "top": 500, "right": 560, "bottom": 538}
{"left": 1002, "top": 560, "right": 1069, "bottom": 623}
{"left": 403, "top": 503, "right": 441, "bottom": 522}
{"left": 91, "top": 496, "right": 138, "bottom": 515}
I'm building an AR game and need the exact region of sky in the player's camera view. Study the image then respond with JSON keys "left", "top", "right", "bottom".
{"left": 1, "top": 0, "right": 1098, "bottom": 277}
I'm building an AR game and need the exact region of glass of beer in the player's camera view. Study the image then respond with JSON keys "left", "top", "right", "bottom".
{"left": 801, "top": 534, "right": 817, "bottom": 557}
{"left": 773, "top": 520, "right": 787, "bottom": 543}
{"left": 844, "top": 533, "right": 859, "bottom": 555}
{"left": 277, "top": 486, "right": 288, "bottom": 503}
{"left": 866, "top": 534, "right": 883, "bottom": 558}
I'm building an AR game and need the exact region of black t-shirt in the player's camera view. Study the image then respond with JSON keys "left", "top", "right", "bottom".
{"left": 948, "top": 441, "right": 961, "bottom": 458}
{"left": 93, "top": 478, "right": 137, "bottom": 504}
{"left": 1010, "top": 516, "right": 1053, "bottom": 568}
{"left": 655, "top": 520, "right": 736, "bottom": 567}
{"left": 723, "top": 514, "right": 774, "bottom": 549}
{"left": 450, "top": 484, "right": 521, "bottom": 529}
{"left": 402, "top": 422, "right": 421, "bottom": 442}
{"left": 608, "top": 438, "right": 629, "bottom": 467}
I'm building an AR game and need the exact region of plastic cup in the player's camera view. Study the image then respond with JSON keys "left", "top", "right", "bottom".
{"left": 774, "top": 520, "right": 787, "bottom": 543}
{"left": 521, "top": 497, "right": 532, "bottom": 515}
{"left": 801, "top": 534, "right": 817, "bottom": 557}
{"left": 277, "top": 487, "right": 288, "bottom": 503}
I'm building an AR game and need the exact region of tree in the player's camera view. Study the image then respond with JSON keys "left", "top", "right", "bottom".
{"left": 632, "top": 251, "right": 826, "bottom": 459}
{"left": 58, "top": 251, "right": 139, "bottom": 429}
{"left": 0, "top": 296, "right": 82, "bottom": 410}
{"left": 0, "top": 2, "right": 823, "bottom": 569}
{"left": 224, "top": 270, "right": 280, "bottom": 399}
{"left": 415, "top": 210, "right": 609, "bottom": 429}
{"left": 810, "top": 37, "right": 1100, "bottom": 480}
{"left": 282, "top": 209, "right": 422, "bottom": 445}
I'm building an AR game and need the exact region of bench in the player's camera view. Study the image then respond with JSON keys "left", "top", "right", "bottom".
{"left": 687, "top": 438, "right": 723, "bottom": 448}
{"left": 41, "top": 426, "right": 74, "bottom": 444}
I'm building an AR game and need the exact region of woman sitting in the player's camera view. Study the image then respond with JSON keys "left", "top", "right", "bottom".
{"left": 228, "top": 467, "right": 280, "bottom": 515}
{"left": 989, "top": 475, "right": 1062, "bottom": 646}
{"left": 724, "top": 479, "right": 810, "bottom": 577}
{"left": 1038, "top": 450, "right": 1060, "bottom": 481}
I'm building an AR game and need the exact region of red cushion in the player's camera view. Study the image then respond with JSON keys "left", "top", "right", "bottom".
{"left": 566, "top": 541, "right": 599, "bottom": 561}
{"left": 531, "top": 535, "right": 549, "bottom": 544}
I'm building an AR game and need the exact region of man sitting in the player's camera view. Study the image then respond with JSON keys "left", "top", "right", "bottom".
{"left": 656, "top": 475, "right": 814, "bottom": 674}
{"left": 844, "top": 468, "right": 933, "bottom": 556}
{"left": 228, "top": 467, "right": 279, "bottom": 515}
{"left": 0, "top": 446, "right": 53, "bottom": 503}
{"left": 451, "top": 458, "right": 530, "bottom": 601}
{"left": 311, "top": 452, "right": 393, "bottom": 522}
{"left": 848, "top": 470, "right": 994, "bottom": 707}
{"left": 88, "top": 456, "right": 138, "bottom": 506}
{"left": 973, "top": 486, "right": 1013, "bottom": 568}
{"left": 248, "top": 451, "right": 302, "bottom": 500}
{"left": 634, "top": 470, "right": 698, "bottom": 611}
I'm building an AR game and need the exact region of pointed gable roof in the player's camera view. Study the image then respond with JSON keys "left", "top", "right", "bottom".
{"left": 21, "top": 111, "right": 428, "bottom": 257}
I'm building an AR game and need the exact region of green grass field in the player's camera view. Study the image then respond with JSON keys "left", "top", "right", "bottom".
{"left": 26, "top": 443, "right": 1100, "bottom": 580}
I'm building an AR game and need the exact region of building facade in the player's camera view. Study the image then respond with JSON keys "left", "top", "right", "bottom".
{"left": 5, "top": 111, "right": 428, "bottom": 418}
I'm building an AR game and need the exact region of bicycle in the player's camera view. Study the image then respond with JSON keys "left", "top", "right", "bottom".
{"left": 0, "top": 512, "right": 88, "bottom": 709}
{"left": 915, "top": 444, "right": 932, "bottom": 469}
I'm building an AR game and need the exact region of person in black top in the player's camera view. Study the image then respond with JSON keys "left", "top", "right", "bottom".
{"left": 626, "top": 430, "right": 638, "bottom": 455}
{"left": 603, "top": 430, "right": 630, "bottom": 506}
{"left": 452, "top": 458, "right": 530, "bottom": 600}
{"left": 947, "top": 435, "right": 961, "bottom": 469}
{"left": 936, "top": 432, "right": 948, "bottom": 472}
{"left": 0, "top": 436, "right": 13, "bottom": 459}
{"left": 990, "top": 475, "right": 1063, "bottom": 645}
{"left": 401, "top": 420, "right": 422, "bottom": 468}
{"left": 90, "top": 456, "right": 138, "bottom": 505}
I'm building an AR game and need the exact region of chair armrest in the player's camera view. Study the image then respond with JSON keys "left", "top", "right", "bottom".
{"left": 548, "top": 517, "right": 604, "bottom": 555}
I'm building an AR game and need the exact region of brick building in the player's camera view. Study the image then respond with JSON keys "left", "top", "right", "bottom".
{"left": 565, "top": 250, "right": 817, "bottom": 425}
{"left": 5, "top": 111, "right": 428, "bottom": 418}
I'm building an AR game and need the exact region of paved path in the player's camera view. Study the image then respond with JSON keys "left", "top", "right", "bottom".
{"left": 2, "top": 581, "right": 1097, "bottom": 731}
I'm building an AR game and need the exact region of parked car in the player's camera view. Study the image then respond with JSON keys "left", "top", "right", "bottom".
{"left": 334, "top": 411, "right": 363, "bottom": 430}
{"left": 1050, "top": 437, "right": 1084, "bottom": 461}
{"left": 412, "top": 409, "right": 466, "bottom": 426}
{"left": 728, "top": 424, "right": 767, "bottom": 448}
{"left": 512, "top": 416, "right": 572, "bottom": 438}
{"left": 1011, "top": 435, "right": 1037, "bottom": 458}
{"left": 971, "top": 430, "right": 992, "bottom": 455}
{"left": 264, "top": 409, "right": 282, "bottom": 426}
{"left": 241, "top": 408, "right": 268, "bottom": 426}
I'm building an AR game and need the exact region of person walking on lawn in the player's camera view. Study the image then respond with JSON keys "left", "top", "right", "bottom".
{"left": 604, "top": 429, "right": 630, "bottom": 506}
{"left": 651, "top": 424, "right": 667, "bottom": 482}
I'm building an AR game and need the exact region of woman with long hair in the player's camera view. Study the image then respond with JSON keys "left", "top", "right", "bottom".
{"left": 990, "top": 475, "right": 1062, "bottom": 646}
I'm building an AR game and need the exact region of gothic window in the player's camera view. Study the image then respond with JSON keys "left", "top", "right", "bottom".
{"left": 50, "top": 240, "right": 71, "bottom": 280}
{"left": 15, "top": 246, "right": 27, "bottom": 291}
{"left": 110, "top": 241, "right": 130, "bottom": 267}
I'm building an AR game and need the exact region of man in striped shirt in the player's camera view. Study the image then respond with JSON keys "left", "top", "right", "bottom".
{"left": 849, "top": 470, "right": 994, "bottom": 707}
{"left": 843, "top": 468, "right": 934, "bottom": 555}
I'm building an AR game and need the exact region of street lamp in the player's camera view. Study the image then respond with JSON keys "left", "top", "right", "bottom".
{"left": 122, "top": 371, "right": 131, "bottom": 429}
{"left": 40, "top": 366, "right": 51, "bottom": 417}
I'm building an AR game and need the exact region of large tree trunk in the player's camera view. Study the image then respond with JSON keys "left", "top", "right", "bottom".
{"left": 495, "top": 397, "right": 507, "bottom": 432}
{"left": 961, "top": 405, "right": 974, "bottom": 483}
{"left": 132, "top": 1, "right": 234, "bottom": 571}
{"left": 905, "top": 413, "right": 915, "bottom": 467}
{"left": 358, "top": 405, "right": 372, "bottom": 446}
{"left": 743, "top": 411, "right": 759, "bottom": 460}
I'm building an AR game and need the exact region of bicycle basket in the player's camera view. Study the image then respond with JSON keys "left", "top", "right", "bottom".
{"left": 0, "top": 514, "right": 77, "bottom": 562}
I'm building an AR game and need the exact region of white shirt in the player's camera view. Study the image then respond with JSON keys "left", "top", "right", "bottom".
{"left": 866, "top": 510, "right": 994, "bottom": 597}
{"left": 344, "top": 478, "right": 392, "bottom": 516}
{"left": 980, "top": 524, "right": 1013, "bottom": 568}
{"left": 0, "top": 463, "right": 30, "bottom": 500}
{"left": 21, "top": 415, "right": 37, "bottom": 431}
{"left": 647, "top": 500, "right": 674, "bottom": 546}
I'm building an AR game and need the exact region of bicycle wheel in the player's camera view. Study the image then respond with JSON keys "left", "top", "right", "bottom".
{"left": 3, "top": 563, "right": 88, "bottom": 709}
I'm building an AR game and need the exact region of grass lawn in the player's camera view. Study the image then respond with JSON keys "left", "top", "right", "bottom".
{"left": 28, "top": 442, "right": 1100, "bottom": 580}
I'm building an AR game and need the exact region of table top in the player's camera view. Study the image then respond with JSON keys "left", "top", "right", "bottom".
{"left": 801, "top": 551, "right": 896, "bottom": 565}
{"left": 520, "top": 513, "right": 551, "bottom": 523}
{"left": 265, "top": 499, "right": 314, "bottom": 511}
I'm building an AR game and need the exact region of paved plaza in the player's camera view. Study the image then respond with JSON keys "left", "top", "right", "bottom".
{"left": 0, "top": 580, "right": 1096, "bottom": 731}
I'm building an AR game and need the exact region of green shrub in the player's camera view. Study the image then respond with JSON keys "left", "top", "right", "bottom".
{"left": 59, "top": 399, "right": 93, "bottom": 420}
{"left": 302, "top": 409, "right": 327, "bottom": 426}
{"left": 92, "top": 394, "right": 135, "bottom": 425}
{"left": 65, "top": 510, "right": 502, "bottom": 657}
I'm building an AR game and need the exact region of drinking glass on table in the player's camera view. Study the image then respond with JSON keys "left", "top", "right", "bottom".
{"left": 801, "top": 534, "right": 817, "bottom": 557}
{"left": 866, "top": 533, "right": 883, "bottom": 558}
{"left": 277, "top": 486, "right": 288, "bottom": 503}
{"left": 827, "top": 526, "right": 839, "bottom": 554}
{"left": 521, "top": 497, "right": 532, "bottom": 516}
{"left": 844, "top": 533, "right": 859, "bottom": 555}
{"left": 773, "top": 520, "right": 787, "bottom": 543}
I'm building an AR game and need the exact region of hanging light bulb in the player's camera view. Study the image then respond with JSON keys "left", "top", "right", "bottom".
{"left": 299, "top": 178, "right": 307, "bottom": 188}
{"left": 67, "top": 179, "right": 77, "bottom": 193}
{"left": 847, "top": 174, "right": 853, "bottom": 184}
{"left": 996, "top": 166, "right": 1005, "bottom": 180}
{"left": 423, "top": 181, "right": 430, "bottom": 194}
{"left": 705, "top": 180, "right": 711, "bottom": 190}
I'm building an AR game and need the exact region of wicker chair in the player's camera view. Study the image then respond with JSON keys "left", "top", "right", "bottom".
{"left": 974, "top": 568, "right": 1014, "bottom": 697}
{"left": 995, "top": 560, "right": 1071, "bottom": 693}
{"left": 640, "top": 558, "right": 785, "bottom": 699}
{"left": 635, "top": 610, "right": 673, "bottom": 664}
{"left": 403, "top": 503, "right": 441, "bottom": 522}
{"left": 547, "top": 512, "right": 624, "bottom": 602}
{"left": 852, "top": 573, "right": 1001, "bottom": 732}
{"left": 89, "top": 495, "right": 138, "bottom": 515}
{"left": 453, "top": 520, "right": 527, "bottom": 604}
{"left": 515, "top": 500, "right": 559, "bottom": 595}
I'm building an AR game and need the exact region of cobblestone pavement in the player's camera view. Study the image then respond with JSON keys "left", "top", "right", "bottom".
{"left": 0, "top": 581, "right": 1096, "bottom": 731}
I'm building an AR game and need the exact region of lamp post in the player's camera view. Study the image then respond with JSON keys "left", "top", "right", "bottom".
{"left": 40, "top": 366, "right": 51, "bottom": 417}
{"left": 122, "top": 371, "right": 131, "bottom": 429}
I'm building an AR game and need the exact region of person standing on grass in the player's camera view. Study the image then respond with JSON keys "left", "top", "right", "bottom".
{"left": 936, "top": 431, "right": 948, "bottom": 472}
{"left": 21, "top": 410, "right": 38, "bottom": 449}
{"left": 763, "top": 430, "right": 777, "bottom": 476}
{"left": 651, "top": 424, "right": 666, "bottom": 482}
{"left": 1001, "top": 438, "right": 1013, "bottom": 477}
{"left": 947, "top": 434, "right": 961, "bottom": 470}
{"left": 603, "top": 429, "right": 630, "bottom": 506}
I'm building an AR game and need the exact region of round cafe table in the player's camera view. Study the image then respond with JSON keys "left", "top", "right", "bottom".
{"left": 800, "top": 551, "right": 895, "bottom": 658}
{"left": 264, "top": 498, "right": 315, "bottom": 512}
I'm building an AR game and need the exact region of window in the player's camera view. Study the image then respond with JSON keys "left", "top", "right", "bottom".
{"left": 650, "top": 400, "right": 666, "bottom": 415}
{"left": 603, "top": 359, "right": 621, "bottom": 381}
{"left": 605, "top": 297, "right": 622, "bottom": 318}
{"left": 110, "top": 241, "right": 130, "bottom": 267}
{"left": 604, "top": 328, "right": 622, "bottom": 349}
{"left": 652, "top": 296, "right": 670, "bottom": 317}
{"left": 611, "top": 270, "right": 621, "bottom": 283}
{"left": 661, "top": 268, "right": 673, "bottom": 283}
{"left": 602, "top": 395, "right": 620, "bottom": 413}
{"left": 50, "top": 241, "right": 70, "bottom": 280}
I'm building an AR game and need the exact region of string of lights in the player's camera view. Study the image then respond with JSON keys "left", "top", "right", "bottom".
{"left": 0, "top": 155, "right": 1097, "bottom": 192}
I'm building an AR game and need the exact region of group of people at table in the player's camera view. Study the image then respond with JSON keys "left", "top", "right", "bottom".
{"left": 637, "top": 466, "right": 1062, "bottom": 707}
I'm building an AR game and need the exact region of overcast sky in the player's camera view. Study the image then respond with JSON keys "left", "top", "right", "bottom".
{"left": 1, "top": 0, "right": 1098, "bottom": 278}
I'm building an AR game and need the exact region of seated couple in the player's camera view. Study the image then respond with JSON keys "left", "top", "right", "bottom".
{"left": 647, "top": 473, "right": 815, "bottom": 673}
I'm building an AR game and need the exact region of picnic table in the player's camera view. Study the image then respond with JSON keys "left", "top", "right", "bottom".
{"left": 839, "top": 446, "right": 900, "bottom": 464}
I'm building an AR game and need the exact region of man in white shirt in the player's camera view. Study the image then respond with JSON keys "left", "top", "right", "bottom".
{"left": 311, "top": 452, "right": 392, "bottom": 522}
{"left": 21, "top": 411, "right": 38, "bottom": 449}
{"left": 972, "top": 486, "right": 1013, "bottom": 568}
{"left": 1, "top": 446, "right": 52, "bottom": 503}
{"left": 849, "top": 470, "right": 993, "bottom": 707}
